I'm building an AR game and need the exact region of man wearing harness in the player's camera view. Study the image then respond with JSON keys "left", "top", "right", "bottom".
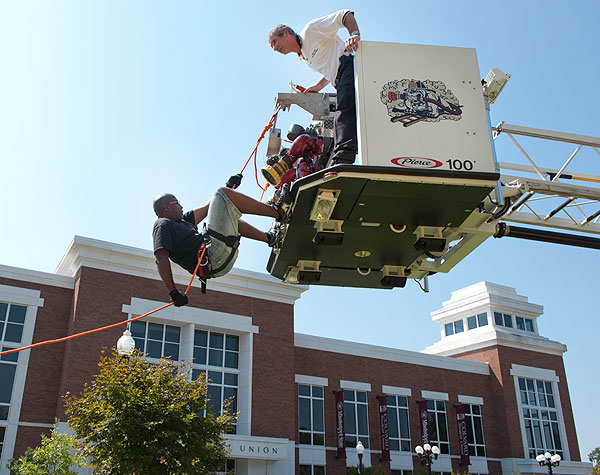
{"left": 268, "top": 10, "right": 360, "bottom": 165}
{"left": 152, "top": 175, "right": 289, "bottom": 307}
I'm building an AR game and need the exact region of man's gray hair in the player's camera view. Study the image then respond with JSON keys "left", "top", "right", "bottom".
{"left": 268, "top": 24, "right": 296, "bottom": 38}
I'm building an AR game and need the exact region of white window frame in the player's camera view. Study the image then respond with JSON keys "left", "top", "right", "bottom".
{"left": 515, "top": 316, "right": 536, "bottom": 334}
{"left": 385, "top": 392, "right": 411, "bottom": 452}
{"left": 297, "top": 383, "right": 326, "bottom": 446}
{"left": 510, "top": 364, "right": 570, "bottom": 461}
{"left": 191, "top": 328, "right": 241, "bottom": 421}
{"left": 299, "top": 464, "right": 326, "bottom": 475}
{"left": 444, "top": 319, "right": 464, "bottom": 336}
{"left": 129, "top": 319, "right": 182, "bottom": 362}
{"left": 494, "top": 311, "right": 514, "bottom": 328}
{"left": 342, "top": 386, "right": 370, "bottom": 449}
{"left": 421, "top": 390, "right": 450, "bottom": 455}
{"left": 215, "top": 459, "right": 236, "bottom": 474}
{"left": 463, "top": 403, "right": 486, "bottom": 457}
{"left": 123, "top": 298, "right": 258, "bottom": 437}
{"left": 466, "top": 312, "right": 489, "bottom": 330}
{"left": 0, "top": 285, "right": 43, "bottom": 472}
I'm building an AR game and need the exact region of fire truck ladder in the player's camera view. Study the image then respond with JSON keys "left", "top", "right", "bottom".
{"left": 490, "top": 122, "right": 600, "bottom": 248}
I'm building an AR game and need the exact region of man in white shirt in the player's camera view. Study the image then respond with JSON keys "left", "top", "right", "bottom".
{"left": 268, "top": 10, "right": 360, "bottom": 165}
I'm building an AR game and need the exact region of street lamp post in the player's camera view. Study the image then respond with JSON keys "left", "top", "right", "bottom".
{"left": 356, "top": 440, "right": 364, "bottom": 475}
{"left": 536, "top": 452, "right": 561, "bottom": 474}
{"left": 415, "top": 443, "right": 440, "bottom": 475}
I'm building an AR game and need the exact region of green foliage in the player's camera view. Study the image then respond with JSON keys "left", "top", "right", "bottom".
{"left": 590, "top": 446, "right": 600, "bottom": 474}
{"left": 590, "top": 447, "right": 600, "bottom": 466}
{"left": 64, "top": 349, "right": 236, "bottom": 475}
{"left": 6, "top": 426, "right": 86, "bottom": 474}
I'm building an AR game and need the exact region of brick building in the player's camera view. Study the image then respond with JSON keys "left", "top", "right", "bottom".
{"left": 0, "top": 236, "right": 591, "bottom": 474}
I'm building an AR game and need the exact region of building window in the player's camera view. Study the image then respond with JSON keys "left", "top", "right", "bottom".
{"left": 0, "top": 425, "right": 5, "bottom": 458}
{"left": 515, "top": 316, "right": 535, "bottom": 332}
{"left": 464, "top": 404, "right": 486, "bottom": 456}
{"left": 193, "top": 330, "right": 239, "bottom": 369}
{"left": 518, "top": 377, "right": 563, "bottom": 459}
{"left": 494, "top": 312, "right": 513, "bottom": 328}
{"left": 192, "top": 330, "right": 239, "bottom": 420}
{"left": 0, "top": 348, "right": 18, "bottom": 421}
{"left": 299, "top": 465, "right": 325, "bottom": 475}
{"left": 0, "top": 302, "right": 26, "bottom": 425}
{"left": 478, "top": 312, "right": 489, "bottom": 327}
{"left": 129, "top": 320, "right": 180, "bottom": 360}
{"left": 444, "top": 320, "right": 464, "bottom": 336}
{"left": 0, "top": 303, "right": 26, "bottom": 344}
{"left": 427, "top": 400, "right": 449, "bottom": 454}
{"left": 467, "top": 312, "right": 488, "bottom": 330}
{"left": 386, "top": 395, "right": 411, "bottom": 452}
{"left": 216, "top": 459, "right": 235, "bottom": 474}
{"left": 344, "top": 390, "right": 369, "bottom": 448}
{"left": 298, "top": 384, "right": 325, "bottom": 445}
{"left": 390, "top": 471, "right": 413, "bottom": 475}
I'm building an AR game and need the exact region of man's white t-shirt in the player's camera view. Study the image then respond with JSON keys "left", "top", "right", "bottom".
{"left": 299, "top": 9, "right": 352, "bottom": 84}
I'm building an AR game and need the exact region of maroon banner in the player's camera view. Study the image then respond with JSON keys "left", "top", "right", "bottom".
{"left": 334, "top": 391, "right": 346, "bottom": 458}
{"left": 455, "top": 404, "right": 470, "bottom": 467}
{"left": 418, "top": 401, "right": 429, "bottom": 445}
{"left": 377, "top": 396, "right": 390, "bottom": 461}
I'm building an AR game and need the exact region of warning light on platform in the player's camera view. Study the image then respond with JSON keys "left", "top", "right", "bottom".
{"left": 310, "top": 190, "right": 339, "bottom": 221}
{"left": 354, "top": 250, "right": 371, "bottom": 258}
{"left": 483, "top": 67, "right": 511, "bottom": 104}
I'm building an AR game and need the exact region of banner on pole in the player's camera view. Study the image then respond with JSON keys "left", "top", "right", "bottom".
{"left": 455, "top": 404, "right": 470, "bottom": 467}
{"left": 377, "top": 396, "right": 390, "bottom": 461}
{"left": 417, "top": 400, "right": 430, "bottom": 445}
{"left": 335, "top": 391, "right": 346, "bottom": 458}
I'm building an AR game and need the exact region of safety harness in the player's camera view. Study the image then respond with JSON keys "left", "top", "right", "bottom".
{"left": 196, "top": 224, "right": 241, "bottom": 293}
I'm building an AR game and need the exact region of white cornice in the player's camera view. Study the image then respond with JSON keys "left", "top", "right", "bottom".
{"left": 294, "top": 333, "right": 490, "bottom": 375}
{"left": 0, "top": 264, "right": 75, "bottom": 289}
{"left": 431, "top": 281, "right": 543, "bottom": 322}
{"left": 55, "top": 236, "right": 307, "bottom": 304}
{"left": 422, "top": 326, "right": 567, "bottom": 357}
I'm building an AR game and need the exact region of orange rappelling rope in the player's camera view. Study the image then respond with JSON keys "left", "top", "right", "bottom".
{"left": 0, "top": 108, "right": 281, "bottom": 358}
{"left": 238, "top": 105, "right": 281, "bottom": 199}
{"left": 0, "top": 227, "right": 209, "bottom": 357}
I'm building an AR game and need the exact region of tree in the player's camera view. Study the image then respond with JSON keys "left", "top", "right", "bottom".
{"left": 589, "top": 446, "right": 600, "bottom": 475}
{"left": 64, "top": 349, "right": 236, "bottom": 474}
{"left": 6, "top": 425, "right": 86, "bottom": 474}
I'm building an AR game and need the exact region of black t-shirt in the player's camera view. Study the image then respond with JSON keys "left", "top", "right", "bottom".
{"left": 152, "top": 210, "right": 203, "bottom": 275}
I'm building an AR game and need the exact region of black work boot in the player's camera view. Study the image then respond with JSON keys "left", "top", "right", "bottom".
{"left": 332, "top": 156, "right": 355, "bottom": 166}
{"left": 271, "top": 184, "right": 292, "bottom": 223}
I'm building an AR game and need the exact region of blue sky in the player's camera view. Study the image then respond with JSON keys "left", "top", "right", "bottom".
{"left": 1, "top": 0, "right": 599, "bottom": 462}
